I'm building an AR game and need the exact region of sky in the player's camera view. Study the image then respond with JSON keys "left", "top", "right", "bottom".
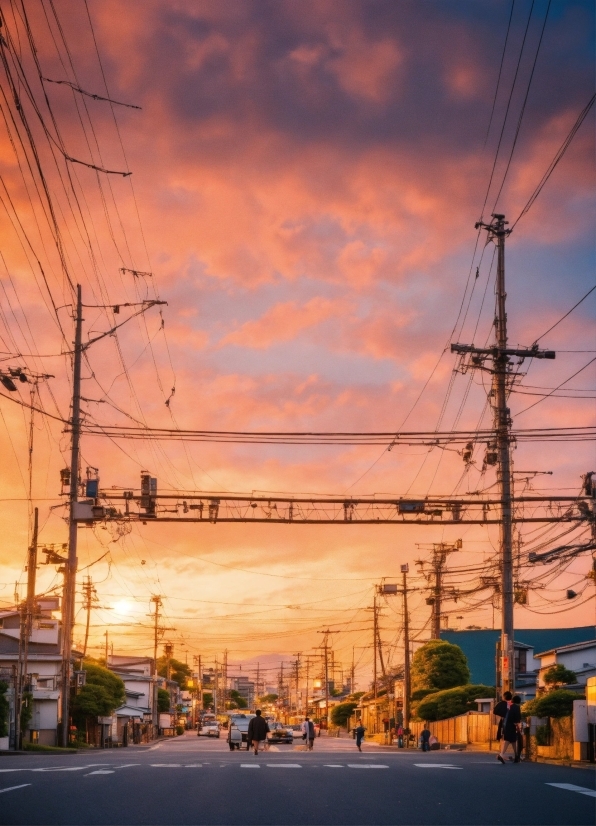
{"left": 0, "top": 0, "right": 594, "bottom": 688}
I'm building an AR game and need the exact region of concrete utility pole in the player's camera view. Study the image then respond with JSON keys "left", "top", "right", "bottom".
{"left": 60, "top": 284, "right": 83, "bottom": 748}
{"left": 292, "top": 653, "right": 301, "bottom": 717}
{"left": 401, "top": 564, "right": 411, "bottom": 732}
{"left": 17, "top": 507, "right": 38, "bottom": 750}
{"left": 317, "top": 630, "right": 338, "bottom": 725}
{"left": 428, "top": 542, "right": 460, "bottom": 639}
{"left": 451, "top": 213, "right": 555, "bottom": 695}
{"left": 81, "top": 576, "right": 97, "bottom": 658}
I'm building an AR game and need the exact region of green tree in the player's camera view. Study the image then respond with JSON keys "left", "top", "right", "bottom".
{"left": 330, "top": 702, "right": 358, "bottom": 729}
{"left": 71, "top": 663, "right": 125, "bottom": 730}
{"left": 0, "top": 681, "right": 8, "bottom": 738}
{"left": 258, "top": 693, "right": 278, "bottom": 704}
{"left": 522, "top": 690, "right": 579, "bottom": 719}
{"left": 543, "top": 665, "right": 577, "bottom": 689}
{"left": 202, "top": 692, "right": 213, "bottom": 708}
{"left": 228, "top": 690, "right": 248, "bottom": 709}
{"left": 157, "top": 657, "right": 191, "bottom": 689}
{"left": 414, "top": 684, "right": 494, "bottom": 721}
{"left": 157, "top": 689, "right": 171, "bottom": 713}
{"left": 410, "top": 640, "right": 470, "bottom": 695}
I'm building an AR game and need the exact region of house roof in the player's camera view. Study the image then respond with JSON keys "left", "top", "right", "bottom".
{"left": 440, "top": 627, "right": 596, "bottom": 686}
{"left": 535, "top": 639, "right": 596, "bottom": 658}
{"left": 115, "top": 703, "right": 150, "bottom": 718}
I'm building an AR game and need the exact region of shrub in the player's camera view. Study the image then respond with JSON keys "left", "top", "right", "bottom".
{"left": 176, "top": 725, "right": 185, "bottom": 736}
{"left": 411, "top": 640, "right": 470, "bottom": 694}
{"left": 415, "top": 684, "right": 495, "bottom": 721}
{"left": 157, "top": 688, "right": 171, "bottom": 713}
{"left": 330, "top": 702, "right": 358, "bottom": 729}
{"left": 522, "top": 690, "right": 580, "bottom": 719}
{"left": 543, "top": 665, "right": 577, "bottom": 688}
{"left": 535, "top": 724, "right": 550, "bottom": 746}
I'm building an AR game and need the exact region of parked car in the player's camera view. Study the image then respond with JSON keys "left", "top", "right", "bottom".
{"left": 198, "top": 717, "right": 220, "bottom": 737}
{"left": 291, "top": 724, "right": 303, "bottom": 740}
{"left": 267, "top": 723, "right": 293, "bottom": 744}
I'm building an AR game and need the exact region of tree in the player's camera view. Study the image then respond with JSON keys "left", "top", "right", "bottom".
{"left": 157, "top": 688, "right": 171, "bottom": 713}
{"left": 543, "top": 665, "right": 577, "bottom": 689}
{"left": 330, "top": 702, "right": 358, "bottom": 729}
{"left": 522, "top": 690, "right": 579, "bottom": 719}
{"left": 228, "top": 690, "right": 248, "bottom": 709}
{"left": 410, "top": 640, "right": 470, "bottom": 695}
{"left": 258, "top": 693, "right": 278, "bottom": 704}
{"left": 71, "top": 663, "right": 125, "bottom": 731}
{"left": 414, "top": 684, "right": 494, "bottom": 721}
{"left": 157, "top": 657, "right": 191, "bottom": 689}
{"left": 202, "top": 692, "right": 213, "bottom": 708}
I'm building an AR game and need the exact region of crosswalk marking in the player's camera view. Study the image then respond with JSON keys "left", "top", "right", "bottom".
{"left": 347, "top": 764, "right": 389, "bottom": 769}
{"left": 0, "top": 784, "right": 30, "bottom": 794}
{"left": 324, "top": 764, "right": 344, "bottom": 768}
{"left": 150, "top": 763, "right": 182, "bottom": 767}
{"left": 546, "top": 783, "right": 596, "bottom": 798}
{"left": 414, "top": 764, "right": 461, "bottom": 770}
{"left": 241, "top": 764, "right": 260, "bottom": 768}
{"left": 266, "top": 764, "right": 302, "bottom": 768}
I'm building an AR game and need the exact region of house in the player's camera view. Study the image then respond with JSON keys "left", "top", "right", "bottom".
{"left": 534, "top": 639, "right": 596, "bottom": 689}
{"left": 229, "top": 675, "right": 255, "bottom": 709}
{"left": 440, "top": 626, "right": 595, "bottom": 688}
{"left": 0, "top": 599, "right": 64, "bottom": 747}
{"left": 107, "top": 655, "right": 157, "bottom": 743}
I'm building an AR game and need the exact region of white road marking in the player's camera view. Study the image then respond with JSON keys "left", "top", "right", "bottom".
{"left": 0, "top": 784, "right": 31, "bottom": 794}
{"left": 324, "top": 764, "right": 345, "bottom": 768}
{"left": 32, "top": 766, "right": 105, "bottom": 772}
{"left": 148, "top": 744, "right": 161, "bottom": 751}
{"left": 184, "top": 764, "right": 203, "bottom": 768}
{"left": 150, "top": 763, "right": 182, "bottom": 767}
{"left": 546, "top": 783, "right": 596, "bottom": 798}
{"left": 113, "top": 764, "right": 140, "bottom": 769}
{"left": 347, "top": 764, "right": 389, "bottom": 769}
{"left": 266, "top": 764, "right": 302, "bottom": 768}
{"left": 414, "top": 764, "right": 462, "bottom": 770}
{"left": 0, "top": 769, "right": 22, "bottom": 773}
{"left": 241, "top": 764, "right": 260, "bottom": 768}
{"left": 85, "top": 771, "right": 115, "bottom": 776}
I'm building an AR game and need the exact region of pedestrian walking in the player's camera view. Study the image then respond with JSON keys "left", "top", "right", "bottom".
{"left": 301, "top": 717, "right": 316, "bottom": 750}
{"left": 397, "top": 724, "right": 404, "bottom": 748}
{"left": 493, "top": 690, "right": 512, "bottom": 743}
{"left": 420, "top": 725, "right": 431, "bottom": 752}
{"left": 512, "top": 695, "right": 525, "bottom": 762}
{"left": 247, "top": 709, "right": 269, "bottom": 755}
{"left": 497, "top": 696, "right": 521, "bottom": 764}
{"left": 354, "top": 723, "right": 366, "bottom": 752}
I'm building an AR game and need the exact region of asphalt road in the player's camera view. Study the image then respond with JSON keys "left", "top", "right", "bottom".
{"left": 0, "top": 732, "right": 594, "bottom": 825}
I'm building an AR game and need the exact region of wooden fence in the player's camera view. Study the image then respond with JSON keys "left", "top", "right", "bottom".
{"left": 410, "top": 712, "right": 498, "bottom": 746}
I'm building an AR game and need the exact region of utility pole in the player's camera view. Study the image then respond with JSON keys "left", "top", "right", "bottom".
{"left": 17, "top": 508, "right": 38, "bottom": 750}
{"left": 452, "top": 214, "right": 555, "bottom": 694}
{"left": 350, "top": 647, "right": 356, "bottom": 694}
{"left": 317, "top": 630, "right": 338, "bottom": 726}
{"left": 60, "top": 285, "right": 83, "bottom": 748}
{"left": 401, "top": 564, "right": 411, "bottom": 732}
{"left": 104, "top": 630, "right": 108, "bottom": 664}
{"left": 292, "top": 653, "right": 301, "bottom": 717}
{"left": 81, "top": 576, "right": 98, "bottom": 658}
{"left": 150, "top": 596, "right": 163, "bottom": 671}
{"left": 255, "top": 662, "right": 260, "bottom": 701}
{"left": 164, "top": 643, "right": 174, "bottom": 681}
{"left": 429, "top": 542, "right": 460, "bottom": 639}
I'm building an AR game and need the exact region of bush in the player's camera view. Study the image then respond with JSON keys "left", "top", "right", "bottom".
{"left": 330, "top": 702, "right": 358, "bottom": 729}
{"left": 411, "top": 640, "right": 471, "bottom": 694}
{"left": 158, "top": 688, "right": 171, "bottom": 713}
{"left": 415, "top": 684, "right": 495, "bottom": 721}
{"left": 522, "top": 690, "right": 580, "bottom": 719}
{"left": 82, "top": 663, "right": 125, "bottom": 709}
{"left": 535, "top": 724, "right": 550, "bottom": 746}
{"left": 176, "top": 725, "right": 185, "bottom": 736}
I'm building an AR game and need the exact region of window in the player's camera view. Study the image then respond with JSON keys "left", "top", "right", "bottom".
{"left": 515, "top": 649, "right": 527, "bottom": 674}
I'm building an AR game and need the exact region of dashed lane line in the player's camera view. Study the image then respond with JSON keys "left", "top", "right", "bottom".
{"left": 266, "top": 764, "right": 302, "bottom": 768}
{"left": 324, "top": 764, "right": 345, "bottom": 768}
{"left": 151, "top": 763, "right": 182, "bottom": 767}
{"left": 546, "top": 783, "right": 596, "bottom": 799}
{"left": 241, "top": 764, "right": 260, "bottom": 768}
{"left": 346, "top": 764, "right": 389, "bottom": 769}
{"left": 85, "top": 771, "right": 115, "bottom": 776}
{"left": 0, "top": 784, "right": 31, "bottom": 794}
{"left": 413, "top": 764, "right": 462, "bottom": 770}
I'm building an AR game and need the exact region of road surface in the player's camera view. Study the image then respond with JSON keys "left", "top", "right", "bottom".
{"left": 0, "top": 732, "right": 594, "bottom": 824}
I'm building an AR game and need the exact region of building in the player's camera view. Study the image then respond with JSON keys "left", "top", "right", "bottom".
{"left": 534, "top": 639, "right": 596, "bottom": 689}
{"left": 0, "top": 599, "right": 63, "bottom": 748}
{"left": 229, "top": 675, "right": 255, "bottom": 709}
{"left": 107, "top": 655, "right": 157, "bottom": 744}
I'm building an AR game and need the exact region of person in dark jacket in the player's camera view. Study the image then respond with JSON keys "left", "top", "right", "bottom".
{"left": 354, "top": 723, "right": 366, "bottom": 752}
{"left": 498, "top": 696, "right": 521, "bottom": 763}
{"left": 420, "top": 725, "right": 431, "bottom": 752}
{"left": 512, "top": 695, "right": 525, "bottom": 762}
{"left": 493, "top": 691, "right": 512, "bottom": 742}
{"left": 247, "top": 710, "right": 269, "bottom": 755}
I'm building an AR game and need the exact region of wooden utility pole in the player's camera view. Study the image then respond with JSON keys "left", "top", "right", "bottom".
{"left": 60, "top": 285, "right": 83, "bottom": 748}
{"left": 292, "top": 653, "right": 301, "bottom": 717}
{"left": 401, "top": 564, "right": 411, "bottom": 731}
{"left": 317, "top": 630, "right": 338, "bottom": 726}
